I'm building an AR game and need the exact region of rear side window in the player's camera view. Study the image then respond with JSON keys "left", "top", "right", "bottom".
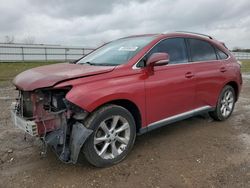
{"left": 188, "top": 39, "right": 217, "bottom": 62}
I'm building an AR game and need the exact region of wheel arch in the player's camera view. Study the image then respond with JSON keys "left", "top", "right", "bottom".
{"left": 225, "top": 81, "right": 239, "bottom": 101}
{"left": 92, "top": 99, "right": 142, "bottom": 133}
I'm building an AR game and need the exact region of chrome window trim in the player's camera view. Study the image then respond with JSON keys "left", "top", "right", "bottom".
{"left": 132, "top": 38, "right": 166, "bottom": 70}
{"left": 132, "top": 38, "right": 231, "bottom": 70}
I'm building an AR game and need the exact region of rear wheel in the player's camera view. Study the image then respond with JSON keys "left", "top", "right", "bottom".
{"left": 209, "top": 85, "right": 236, "bottom": 121}
{"left": 83, "top": 104, "right": 136, "bottom": 167}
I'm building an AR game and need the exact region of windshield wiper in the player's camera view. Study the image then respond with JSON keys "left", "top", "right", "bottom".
{"left": 84, "top": 61, "right": 95, "bottom": 65}
{"left": 95, "top": 63, "right": 116, "bottom": 66}
{"left": 83, "top": 62, "right": 116, "bottom": 66}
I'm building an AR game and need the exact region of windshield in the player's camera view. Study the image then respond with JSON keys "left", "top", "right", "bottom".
{"left": 77, "top": 36, "right": 156, "bottom": 66}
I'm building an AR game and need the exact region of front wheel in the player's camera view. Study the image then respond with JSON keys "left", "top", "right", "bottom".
{"left": 83, "top": 104, "right": 136, "bottom": 167}
{"left": 209, "top": 85, "right": 236, "bottom": 121}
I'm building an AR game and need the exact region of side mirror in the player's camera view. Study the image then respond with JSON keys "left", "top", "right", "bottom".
{"left": 146, "top": 52, "right": 169, "bottom": 67}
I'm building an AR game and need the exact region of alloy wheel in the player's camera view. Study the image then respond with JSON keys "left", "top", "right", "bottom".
{"left": 220, "top": 90, "right": 234, "bottom": 118}
{"left": 94, "top": 115, "right": 131, "bottom": 159}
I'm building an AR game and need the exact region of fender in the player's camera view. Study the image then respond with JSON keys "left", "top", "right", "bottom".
{"left": 218, "top": 79, "right": 241, "bottom": 102}
{"left": 63, "top": 75, "right": 147, "bottom": 127}
{"left": 67, "top": 90, "right": 142, "bottom": 112}
{"left": 217, "top": 63, "right": 242, "bottom": 102}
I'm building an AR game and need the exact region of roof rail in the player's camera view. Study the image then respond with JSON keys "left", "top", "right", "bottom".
{"left": 174, "top": 31, "right": 213, "bottom": 39}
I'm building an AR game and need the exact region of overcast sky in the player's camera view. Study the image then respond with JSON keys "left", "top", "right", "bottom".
{"left": 0, "top": 0, "right": 249, "bottom": 49}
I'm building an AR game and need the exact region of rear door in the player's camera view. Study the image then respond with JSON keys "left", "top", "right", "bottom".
{"left": 186, "top": 38, "right": 226, "bottom": 108}
{"left": 144, "top": 38, "right": 196, "bottom": 125}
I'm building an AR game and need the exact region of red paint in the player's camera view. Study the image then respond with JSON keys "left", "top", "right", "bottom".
{"left": 145, "top": 63, "right": 196, "bottom": 124}
{"left": 13, "top": 63, "right": 115, "bottom": 91}
{"left": 13, "top": 33, "right": 242, "bottom": 132}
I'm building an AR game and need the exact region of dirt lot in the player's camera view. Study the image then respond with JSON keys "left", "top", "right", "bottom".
{"left": 0, "top": 76, "right": 249, "bottom": 188}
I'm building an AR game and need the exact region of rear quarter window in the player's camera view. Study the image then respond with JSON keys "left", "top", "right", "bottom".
{"left": 216, "top": 48, "right": 229, "bottom": 59}
{"left": 188, "top": 38, "right": 217, "bottom": 62}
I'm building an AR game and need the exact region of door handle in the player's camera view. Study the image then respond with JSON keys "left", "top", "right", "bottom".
{"left": 185, "top": 72, "right": 194, "bottom": 78}
{"left": 220, "top": 67, "right": 227, "bottom": 73}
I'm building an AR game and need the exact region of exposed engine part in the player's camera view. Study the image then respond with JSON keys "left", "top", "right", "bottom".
{"left": 15, "top": 91, "right": 33, "bottom": 118}
{"left": 73, "top": 113, "right": 88, "bottom": 120}
{"left": 64, "top": 100, "right": 89, "bottom": 120}
{"left": 22, "top": 91, "right": 33, "bottom": 117}
{"left": 51, "top": 91, "right": 67, "bottom": 111}
{"left": 14, "top": 86, "right": 93, "bottom": 163}
{"left": 41, "top": 89, "right": 69, "bottom": 112}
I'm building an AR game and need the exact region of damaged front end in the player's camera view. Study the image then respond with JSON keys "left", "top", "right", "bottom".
{"left": 11, "top": 87, "right": 93, "bottom": 164}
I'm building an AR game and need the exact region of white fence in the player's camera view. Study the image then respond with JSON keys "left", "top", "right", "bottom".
{"left": 232, "top": 52, "right": 250, "bottom": 60}
{"left": 0, "top": 43, "right": 249, "bottom": 62}
{"left": 0, "top": 43, "right": 94, "bottom": 62}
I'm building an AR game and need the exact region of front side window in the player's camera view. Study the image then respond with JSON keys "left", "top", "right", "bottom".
{"left": 137, "top": 38, "right": 188, "bottom": 67}
{"left": 77, "top": 36, "right": 156, "bottom": 66}
{"left": 188, "top": 38, "right": 217, "bottom": 62}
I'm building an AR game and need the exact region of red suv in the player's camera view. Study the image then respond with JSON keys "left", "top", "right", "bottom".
{"left": 12, "top": 32, "right": 242, "bottom": 167}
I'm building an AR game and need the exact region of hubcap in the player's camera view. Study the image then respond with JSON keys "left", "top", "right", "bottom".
{"left": 94, "top": 115, "right": 130, "bottom": 159}
{"left": 220, "top": 90, "right": 234, "bottom": 118}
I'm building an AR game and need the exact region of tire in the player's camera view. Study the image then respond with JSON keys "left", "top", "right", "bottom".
{"left": 82, "top": 104, "right": 136, "bottom": 167}
{"left": 209, "top": 85, "right": 236, "bottom": 121}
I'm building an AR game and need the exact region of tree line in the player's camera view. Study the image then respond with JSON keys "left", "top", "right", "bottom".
{"left": 2, "top": 35, "right": 35, "bottom": 44}
{"left": 232, "top": 47, "right": 250, "bottom": 52}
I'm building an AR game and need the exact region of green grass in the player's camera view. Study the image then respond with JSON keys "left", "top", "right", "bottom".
{"left": 240, "top": 60, "right": 250, "bottom": 73}
{"left": 0, "top": 61, "right": 60, "bottom": 87}
{"left": 0, "top": 61, "right": 60, "bottom": 81}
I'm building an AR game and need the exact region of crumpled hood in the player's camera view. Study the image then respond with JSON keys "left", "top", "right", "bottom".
{"left": 13, "top": 63, "right": 115, "bottom": 91}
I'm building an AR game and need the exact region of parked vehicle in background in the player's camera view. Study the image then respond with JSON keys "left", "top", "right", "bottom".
{"left": 11, "top": 32, "right": 242, "bottom": 167}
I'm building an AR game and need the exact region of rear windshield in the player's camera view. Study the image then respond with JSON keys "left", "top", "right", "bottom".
{"left": 77, "top": 36, "right": 156, "bottom": 66}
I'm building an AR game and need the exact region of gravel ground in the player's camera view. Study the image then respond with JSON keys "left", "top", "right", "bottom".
{"left": 0, "top": 77, "right": 249, "bottom": 188}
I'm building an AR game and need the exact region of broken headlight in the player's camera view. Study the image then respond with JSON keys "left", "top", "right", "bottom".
{"left": 51, "top": 92, "right": 66, "bottom": 111}
{"left": 41, "top": 87, "right": 71, "bottom": 112}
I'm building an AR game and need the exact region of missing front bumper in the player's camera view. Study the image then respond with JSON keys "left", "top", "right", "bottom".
{"left": 11, "top": 101, "right": 93, "bottom": 164}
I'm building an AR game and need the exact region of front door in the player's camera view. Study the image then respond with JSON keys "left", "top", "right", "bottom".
{"left": 144, "top": 38, "right": 196, "bottom": 126}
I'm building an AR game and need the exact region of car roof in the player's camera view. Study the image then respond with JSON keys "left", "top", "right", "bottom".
{"left": 119, "top": 32, "right": 227, "bottom": 51}
{"left": 124, "top": 32, "right": 214, "bottom": 41}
